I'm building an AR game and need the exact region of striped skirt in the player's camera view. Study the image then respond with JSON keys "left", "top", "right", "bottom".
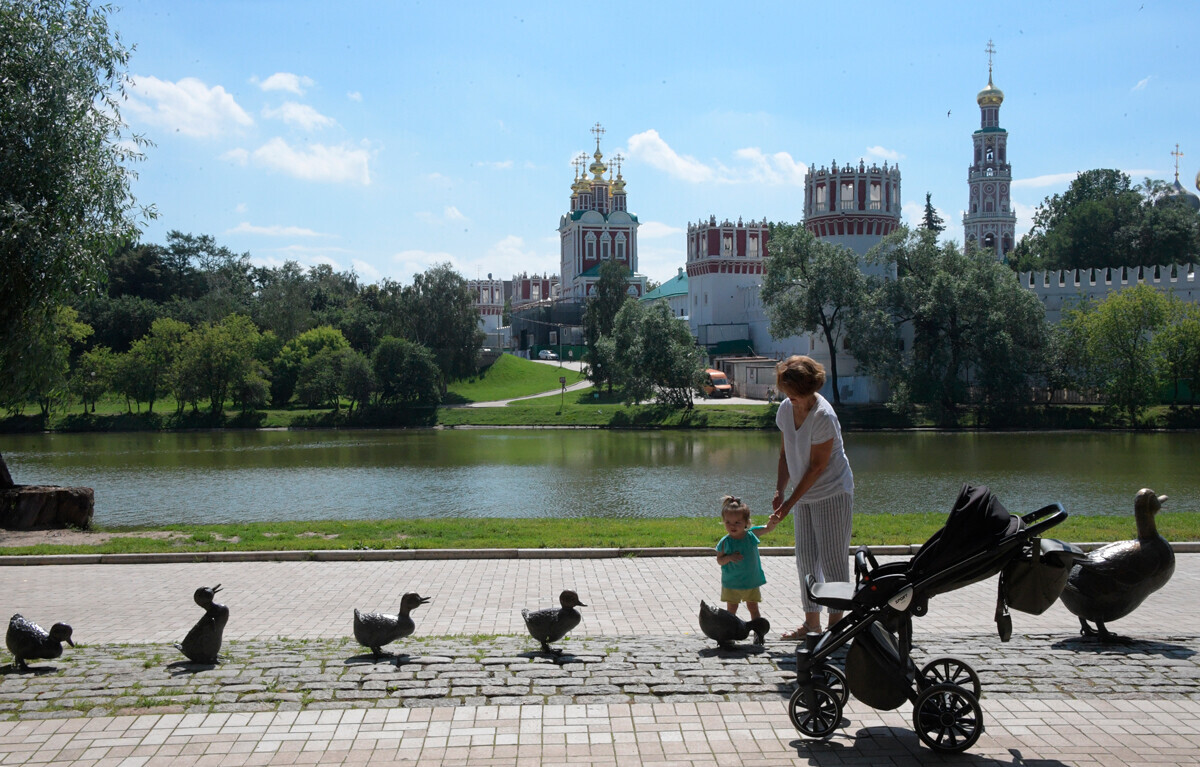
{"left": 792, "top": 492, "right": 854, "bottom": 612}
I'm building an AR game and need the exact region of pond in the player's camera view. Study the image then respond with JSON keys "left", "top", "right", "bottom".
{"left": 4, "top": 429, "right": 1196, "bottom": 526}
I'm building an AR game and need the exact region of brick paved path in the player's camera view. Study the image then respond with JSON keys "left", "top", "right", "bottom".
{"left": 1, "top": 554, "right": 1198, "bottom": 765}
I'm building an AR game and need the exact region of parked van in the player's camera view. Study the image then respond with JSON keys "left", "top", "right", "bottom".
{"left": 702, "top": 368, "right": 733, "bottom": 398}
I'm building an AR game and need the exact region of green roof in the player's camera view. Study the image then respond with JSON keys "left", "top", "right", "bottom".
{"left": 641, "top": 270, "right": 688, "bottom": 301}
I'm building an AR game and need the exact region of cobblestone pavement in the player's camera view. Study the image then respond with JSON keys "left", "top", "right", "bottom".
{"left": 0, "top": 554, "right": 1198, "bottom": 765}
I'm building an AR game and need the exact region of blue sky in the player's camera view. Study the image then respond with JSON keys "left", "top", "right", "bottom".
{"left": 113, "top": 1, "right": 1199, "bottom": 287}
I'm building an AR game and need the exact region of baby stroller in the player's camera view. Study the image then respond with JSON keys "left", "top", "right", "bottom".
{"left": 788, "top": 484, "right": 1082, "bottom": 753}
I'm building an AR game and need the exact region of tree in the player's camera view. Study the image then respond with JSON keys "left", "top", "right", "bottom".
{"left": 1011, "top": 169, "right": 1200, "bottom": 272}
{"left": 761, "top": 223, "right": 871, "bottom": 405}
{"left": 401, "top": 264, "right": 484, "bottom": 391}
{"left": 341, "top": 350, "right": 375, "bottom": 414}
{"left": 371, "top": 336, "right": 441, "bottom": 408}
{"left": 1, "top": 0, "right": 150, "bottom": 388}
{"left": 863, "top": 227, "right": 1048, "bottom": 422}
{"left": 0, "top": 305, "right": 93, "bottom": 417}
{"left": 172, "top": 314, "right": 261, "bottom": 414}
{"left": 70, "top": 345, "right": 114, "bottom": 412}
{"left": 921, "top": 193, "right": 945, "bottom": 234}
{"left": 1068, "top": 284, "right": 1169, "bottom": 426}
{"left": 1152, "top": 298, "right": 1200, "bottom": 406}
{"left": 269, "top": 325, "right": 350, "bottom": 406}
{"left": 610, "top": 300, "right": 704, "bottom": 407}
{"left": 583, "top": 260, "right": 633, "bottom": 393}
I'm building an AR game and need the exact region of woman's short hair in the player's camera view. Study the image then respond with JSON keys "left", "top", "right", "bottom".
{"left": 720, "top": 495, "right": 750, "bottom": 522}
{"left": 776, "top": 355, "right": 826, "bottom": 398}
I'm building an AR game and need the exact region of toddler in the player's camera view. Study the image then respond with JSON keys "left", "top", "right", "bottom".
{"left": 715, "top": 495, "right": 778, "bottom": 619}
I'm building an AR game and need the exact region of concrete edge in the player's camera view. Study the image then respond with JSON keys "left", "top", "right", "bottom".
{"left": 1, "top": 541, "right": 1197, "bottom": 565}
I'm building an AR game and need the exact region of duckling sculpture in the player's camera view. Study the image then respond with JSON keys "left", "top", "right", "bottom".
{"left": 522, "top": 590, "right": 586, "bottom": 655}
{"left": 698, "top": 600, "right": 770, "bottom": 649}
{"left": 353, "top": 592, "right": 430, "bottom": 659}
{"left": 6, "top": 614, "right": 74, "bottom": 671}
{"left": 177, "top": 585, "right": 229, "bottom": 664}
{"left": 1060, "top": 489, "right": 1175, "bottom": 642}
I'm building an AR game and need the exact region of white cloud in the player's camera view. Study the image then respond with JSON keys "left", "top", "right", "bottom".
{"left": 256, "top": 72, "right": 314, "bottom": 95}
{"left": 221, "top": 148, "right": 250, "bottom": 165}
{"left": 637, "top": 245, "right": 687, "bottom": 286}
{"left": 900, "top": 201, "right": 925, "bottom": 229}
{"left": 416, "top": 206, "right": 469, "bottom": 225}
{"left": 866, "top": 146, "right": 904, "bottom": 162}
{"left": 488, "top": 235, "right": 557, "bottom": 276}
{"left": 1012, "top": 200, "right": 1038, "bottom": 239}
{"left": 732, "top": 147, "right": 807, "bottom": 185}
{"left": 227, "top": 222, "right": 327, "bottom": 237}
{"left": 126, "top": 76, "right": 253, "bottom": 138}
{"left": 347, "top": 91, "right": 363, "bottom": 102}
{"left": 392, "top": 249, "right": 460, "bottom": 280}
{"left": 477, "top": 160, "right": 514, "bottom": 170}
{"left": 1012, "top": 172, "right": 1081, "bottom": 189}
{"left": 262, "top": 102, "right": 335, "bottom": 131}
{"left": 250, "top": 137, "right": 370, "bottom": 185}
{"left": 627, "top": 129, "right": 714, "bottom": 183}
{"left": 352, "top": 259, "right": 380, "bottom": 280}
{"left": 638, "top": 221, "right": 684, "bottom": 239}
{"left": 1133, "top": 76, "right": 1153, "bottom": 91}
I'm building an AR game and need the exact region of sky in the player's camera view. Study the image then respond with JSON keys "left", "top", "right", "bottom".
{"left": 110, "top": 1, "right": 1200, "bottom": 288}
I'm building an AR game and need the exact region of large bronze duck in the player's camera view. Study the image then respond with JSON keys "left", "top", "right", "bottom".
{"left": 6, "top": 614, "right": 74, "bottom": 671}
{"left": 353, "top": 592, "right": 430, "bottom": 659}
{"left": 698, "top": 600, "right": 770, "bottom": 649}
{"left": 1060, "top": 489, "right": 1174, "bottom": 641}
{"left": 522, "top": 590, "right": 586, "bottom": 655}
{"left": 177, "top": 585, "right": 229, "bottom": 663}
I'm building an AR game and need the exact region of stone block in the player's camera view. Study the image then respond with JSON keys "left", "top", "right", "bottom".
{"left": 0, "top": 486, "right": 94, "bottom": 530}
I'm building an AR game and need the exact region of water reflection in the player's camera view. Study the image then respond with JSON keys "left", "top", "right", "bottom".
{"left": 5, "top": 429, "right": 1196, "bottom": 526}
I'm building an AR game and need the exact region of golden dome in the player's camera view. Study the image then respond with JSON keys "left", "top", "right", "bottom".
{"left": 611, "top": 175, "right": 626, "bottom": 195}
{"left": 977, "top": 74, "right": 1004, "bottom": 107}
{"left": 590, "top": 148, "right": 607, "bottom": 180}
{"left": 1195, "top": 168, "right": 1200, "bottom": 194}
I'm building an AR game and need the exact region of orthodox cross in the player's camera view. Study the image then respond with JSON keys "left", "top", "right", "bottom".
{"left": 985, "top": 40, "right": 996, "bottom": 77}
{"left": 591, "top": 122, "right": 606, "bottom": 151}
{"left": 611, "top": 152, "right": 624, "bottom": 177}
{"left": 572, "top": 153, "right": 586, "bottom": 179}
{"left": 1172, "top": 143, "right": 1184, "bottom": 182}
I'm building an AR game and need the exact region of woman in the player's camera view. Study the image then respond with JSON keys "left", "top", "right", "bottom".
{"left": 768, "top": 355, "right": 854, "bottom": 640}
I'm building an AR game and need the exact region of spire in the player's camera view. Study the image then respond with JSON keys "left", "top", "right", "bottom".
{"left": 1172, "top": 143, "right": 1184, "bottom": 183}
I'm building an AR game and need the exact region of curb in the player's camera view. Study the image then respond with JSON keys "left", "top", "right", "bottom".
{"left": 1, "top": 542, "right": 1197, "bottom": 566}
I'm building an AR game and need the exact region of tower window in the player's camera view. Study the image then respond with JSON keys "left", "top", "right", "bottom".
{"left": 986, "top": 168, "right": 994, "bottom": 177}
{"left": 748, "top": 234, "right": 759, "bottom": 258}
{"left": 816, "top": 185, "right": 827, "bottom": 208}
{"left": 840, "top": 182, "right": 854, "bottom": 210}
{"left": 723, "top": 234, "right": 732, "bottom": 256}
{"left": 869, "top": 182, "right": 882, "bottom": 210}
{"left": 986, "top": 148, "right": 994, "bottom": 162}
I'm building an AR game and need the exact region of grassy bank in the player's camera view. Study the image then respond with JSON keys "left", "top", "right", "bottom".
{"left": 1, "top": 513, "right": 1195, "bottom": 557}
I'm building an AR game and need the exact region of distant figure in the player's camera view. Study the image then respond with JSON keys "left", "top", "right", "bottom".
{"left": 769, "top": 356, "right": 855, "bottom": 640}
{"left": 6, "top": 614, "right": 74, "bottom": 671}
{"left": 354, "top": 592, "right": 430, "bottom": 659}
{"left": 714, "top": 495, "right": 778, "bottom": 623}
{"left": 177, "top": 585, "right": 229, "bottom": 664}
{"left": 1060, "top": 489, "right": 1174, "bottom": 642}
{"left": 522, "top": 590, "right": 586, "bottom": 655}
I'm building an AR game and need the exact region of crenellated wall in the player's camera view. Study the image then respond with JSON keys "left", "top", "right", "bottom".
{"left": 1019, "top": 263, "right": 1198, "bottom": 322}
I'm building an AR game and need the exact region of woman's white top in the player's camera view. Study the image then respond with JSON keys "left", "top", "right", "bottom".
{"left": 775, "top": 393, "right": 854, "bottom": 502}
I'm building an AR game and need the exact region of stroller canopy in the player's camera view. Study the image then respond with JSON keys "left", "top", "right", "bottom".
{"left": 909, "top": 484, "right": 1021, "bottom": 581}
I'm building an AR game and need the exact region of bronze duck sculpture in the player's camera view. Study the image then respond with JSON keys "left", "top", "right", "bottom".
{"left": 6, "top": 614, "right": 74, "bottom": 671}
{"left": 354, "top": 592, "right": 430, "bottom": 659}
{"left": 177, "top": 585, "right": 229, "bottom": 663}
{"left": 698, "top": 600, "right": 770, "bottom": 649}
{"left": 522, "top": 590, "right": 586, "bottom": 655}
{"left": 1060, "top": 489, "right": 1174, "bottom": 642}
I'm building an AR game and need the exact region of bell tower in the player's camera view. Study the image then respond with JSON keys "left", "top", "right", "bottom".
{"left": 963, "top": 40, "right": 1016, "bottom": 260}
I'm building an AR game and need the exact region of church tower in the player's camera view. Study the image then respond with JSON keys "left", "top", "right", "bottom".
{"left": 963, "top": 41, "right": 1016, "bottom": 260}
{"left": 558, "top": 123, "right": 645, "bottom": 301}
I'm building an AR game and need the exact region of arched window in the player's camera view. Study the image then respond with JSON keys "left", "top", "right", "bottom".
{"left": 986, "top": 148, "right": 994, "bottom": 162}
{"left": 840, "top": 182, "right": 854, "bottom": 210}
{"left": 986, "top": 168, "right": 994, "bottom": 177}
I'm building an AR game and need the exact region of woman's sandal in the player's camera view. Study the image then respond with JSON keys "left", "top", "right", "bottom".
{"left": 780, "top": 628, "right": 808, "bottom": 641}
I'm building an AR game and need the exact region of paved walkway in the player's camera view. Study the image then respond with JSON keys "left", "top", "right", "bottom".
{"left": 1, "top": 554, "right": 1198, "bottom": 765}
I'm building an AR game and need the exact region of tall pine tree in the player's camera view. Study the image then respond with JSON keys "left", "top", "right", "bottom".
{"left": 921, "top": 192, "right": 946, "bottom": 234}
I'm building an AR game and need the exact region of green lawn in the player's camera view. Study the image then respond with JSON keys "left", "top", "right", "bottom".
{"left": 444, "top": 354, "right": 587, "bottom": 404}
{"left": 2, "top": 512, "right": 1195, "bottom": 557}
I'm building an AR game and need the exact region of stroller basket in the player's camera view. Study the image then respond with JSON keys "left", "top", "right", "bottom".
{"left": 787, "top": 484, "right": 1076, "bottom": 754}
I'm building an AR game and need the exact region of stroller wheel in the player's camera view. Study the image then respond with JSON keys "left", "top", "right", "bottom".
{"left": 813, "top": 663, "right": 849, "bottom": 707}
{"left": 920, "top": 657, "right": 981, "bottom": 699}
{"left": 913, "top": 683, "right": 983, "bottom": 753}
{"left": 787, "top": 683, "right": 842, "bottom": 738}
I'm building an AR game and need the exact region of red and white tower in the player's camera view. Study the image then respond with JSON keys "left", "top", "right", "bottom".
{"left": 558, "top": 123, "right": 646, "bottom": 300}
{"left": 804, "top": 158, "right": 901, "bottom": 277}
{"left": 963, "top": 40, "right": 1016, "bottom": 260}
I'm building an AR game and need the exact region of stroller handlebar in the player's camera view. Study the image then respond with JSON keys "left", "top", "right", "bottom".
{"left": 1021, "top": 502, "right": 1067, "bottom": 536}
